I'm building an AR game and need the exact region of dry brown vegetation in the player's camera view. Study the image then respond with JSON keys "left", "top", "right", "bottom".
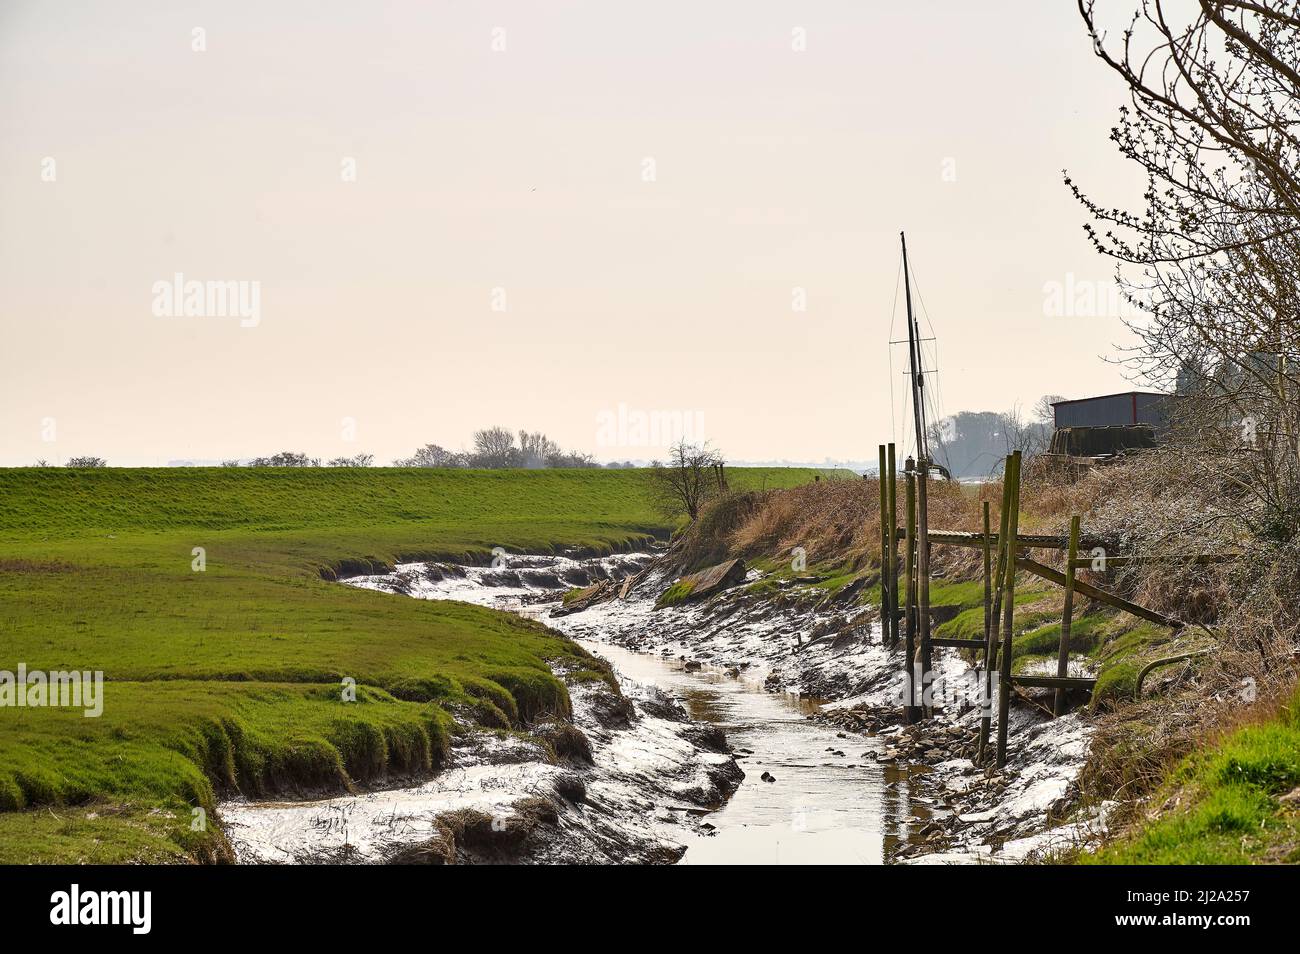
{"left": 671, "top": 474, "right": 978, "bottom": 577}
{"left": 676, "top": 455, "right": 1299, "bottom": 829}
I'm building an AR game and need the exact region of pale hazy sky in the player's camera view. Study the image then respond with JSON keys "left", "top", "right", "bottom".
{"left": 0, "top": 0, "right": 1146, "bottom": 466}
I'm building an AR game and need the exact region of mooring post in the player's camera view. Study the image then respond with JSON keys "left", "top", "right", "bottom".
{"left": 976, "top": 501, "right": 992, "bottom": 759}
{"left": 878, "top": 444, "right": 889, "bottom": 645}
{"left": 903, "top": 458, "right": 919, "bottom": 723}
{"left": 1054, "top": 514, "right": 1081, "bottom": 717}
{"left": 916, "top": 458, "right": 933, "bottom": 717}
{"left": 996, "top": 450, "right": 1023, "bottom": 768}
{"left": 979, "top": 477, "right": 1012, "bottom": 763}
{"left": 982, "top": 500, "right": 992, "bottom": 659}
{"left": 887, "top": 442, "right": 898, "bottom": 648}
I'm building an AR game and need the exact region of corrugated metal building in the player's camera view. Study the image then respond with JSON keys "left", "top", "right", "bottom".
{"left": 1051, "top": 391, "right": 1170, "bottom": 429}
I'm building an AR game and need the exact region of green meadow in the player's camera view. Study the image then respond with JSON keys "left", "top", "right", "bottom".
{"left": 0, "top": 466, "right": 825, "bottom": 863}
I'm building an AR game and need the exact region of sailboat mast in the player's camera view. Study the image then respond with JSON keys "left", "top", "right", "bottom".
{"left": 899, "top": 231, "right": 933, "bottom": 716}
{"left": 900, "top": 231, "right": 928, "bottom": 463}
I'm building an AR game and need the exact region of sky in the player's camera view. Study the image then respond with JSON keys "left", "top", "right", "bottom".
{"left": 0, "top": 0, "right": 1149, "bottom": 466}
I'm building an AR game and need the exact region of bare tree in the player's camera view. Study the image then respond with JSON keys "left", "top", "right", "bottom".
{"left": 393, "top": 444, "right": 466, "bottom": 467}
{"left": 1033, "top": 394, "right": 1065, "bottom": 429}
{"left": 1072, "top": 0, "right": 1300, "bottom": 539}
{"left": 649, "top": 440, "right": 724, "bottom": 521}
{"left": 928, "top": 398, "right": 1060, "bottom": 477}
{"left": 247, "top": 451, "right": 319, "bottom": 467}
{"left": 470, "top": 426, "right": 520, "bottom": 468}
{"left": 518, "top": 430, "right": 561, "bottom": 468}
{"left": 394, "top": 429, "right": 597, "bottom": 469}
{"left": 65, "top": 456, "right": 107, "bottom": 468}
{"left": 327, "top": 453, "right": 374, "bottom": 467}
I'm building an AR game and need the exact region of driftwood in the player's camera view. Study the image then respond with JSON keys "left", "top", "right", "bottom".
{"left": 655, "top": 558, "right": 748, "bottom": 607}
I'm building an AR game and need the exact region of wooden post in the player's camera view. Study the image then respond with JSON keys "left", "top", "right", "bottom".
{"left": 976, "top": 501, "right": 992, "bottom": 759}
{"left": 903, "top": 459, "right": 919, "bottom": 723}
{"left": 878, "top": 445, "right": 889, "bottom": 644}
{"left": 916, "top": 458, "right": 933, "bottom": 716}
{"left": 1054, "top": 515, "right": 1081, "bottom": 717}
{"left": 887, "top": 442, "right": 898, "bottom": 648}
{"left": 982, "top": 501, "right": 992, "bottom": 658}
{"left": 996, "top": 451, "right": 1023, "bottom": 768}
{"left": 979, "top": 477, "right": 1012, "bottom": 763}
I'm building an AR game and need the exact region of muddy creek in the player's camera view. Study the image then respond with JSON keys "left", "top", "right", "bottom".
{"left": 572, "top": 638, "right": 917, "bottom": 864}
{"left": 221, "top": 553, "right": 936, "bottom": 864}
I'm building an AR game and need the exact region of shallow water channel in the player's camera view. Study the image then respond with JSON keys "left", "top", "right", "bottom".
{"left": 221, "top": 554, "right": 932, "bottom": 864}
{"left": 571, "top": 638, "right": 919, "bottom": 864}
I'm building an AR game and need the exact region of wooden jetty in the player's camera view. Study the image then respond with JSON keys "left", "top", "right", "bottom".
{"left": 876, "top": 442, "right": 1232, "bottom": 766}
{"left": 875, "top": 233, "right": 1226, "bottom": 765}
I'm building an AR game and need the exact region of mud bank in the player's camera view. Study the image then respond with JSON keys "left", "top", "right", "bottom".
{"left": 220, "top": 661, "right": 741, "bottom": 863}
{"left": 563, "top": 565, "right": 1100, "bottom": 861}
{"left": 572, "top": 639, "right": 916, "bottom": 863}
{"left": 218, "top": 550, "right": 754, "bottom": 863}
{"left": 819, "top": 698, "right": 1105, "bottom": 862}
{"left": 350, "top": 552, "right": 1100, "bottom": 862}
{"left": 331, "top": 553, "right": 914, "bottom": 862}
{"left": 221, "top": 550, "right": 1100, "bottom": 864}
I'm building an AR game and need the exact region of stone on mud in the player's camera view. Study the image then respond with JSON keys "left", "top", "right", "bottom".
{"left": 683, "top": 723, "right": 731, "bottom": 753}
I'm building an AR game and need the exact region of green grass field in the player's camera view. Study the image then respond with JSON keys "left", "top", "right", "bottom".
{"left": 0, "top": 466, "right": 826, "bottom": 863}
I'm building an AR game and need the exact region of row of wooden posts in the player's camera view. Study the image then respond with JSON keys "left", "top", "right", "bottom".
{"left": 873, "top": 444, "right": 1176, "bottom": 768}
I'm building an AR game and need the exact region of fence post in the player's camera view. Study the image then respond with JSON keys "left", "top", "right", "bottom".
{"left": 976, "top": 501, "right": 993, "bottom": 759}
{"left": 916, "top": 458, "right": 933, "bottom": 716}
{"left": 996, "top": 450, "right": 1023, "bottom": 768}
{"left": 979, "top": 476, "right": 1012, "bottom": 763}
{"left": 887, "top": 442, "right": 898, "bottom": 648}
{"left": 904, "top": 459, "right": 919, "bottom": 723}
{"left": 1054, "top": 514, "right": 1081, "bottom": 717}
{"left": 878, "top": 445, "right": 889, "bottom": 644}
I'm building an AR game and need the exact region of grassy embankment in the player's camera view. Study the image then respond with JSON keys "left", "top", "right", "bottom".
{"left": 0, "top": 466, "right": 826, "bottom": 863}
{"left": 1084, "top": 682, "right": 1300, "bottom": 863}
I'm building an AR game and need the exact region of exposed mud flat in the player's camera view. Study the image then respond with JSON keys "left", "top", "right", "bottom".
{"left": 525, "top": 554, "right": 1103, "bottom": 863}
{"left": 222, "top": 551, "right": 1100, "bottom": 864}
{"left": 221, "top": 671, "right": 741, "bottom": 864}
{"left": 358, "top": 551, "right": 658, "bottom": 608}
{"left": 820, "top": 697, "right": 1104, "bottom": 862}
{"left": 371, "top": 553, "right": 1102, "bottom": 861}
{"left": 336, "top": 553, "right": 918, "bottom": 863}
